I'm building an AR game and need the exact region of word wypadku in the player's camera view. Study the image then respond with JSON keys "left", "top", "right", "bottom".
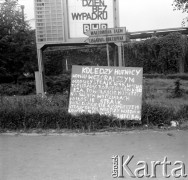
{"left": 68, "top": 66, "right": 143, "bottom": 120}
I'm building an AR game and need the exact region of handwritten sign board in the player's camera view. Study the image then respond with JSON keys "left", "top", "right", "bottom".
{"left": 68, "top": 66, "right": 143, "bottom": 120}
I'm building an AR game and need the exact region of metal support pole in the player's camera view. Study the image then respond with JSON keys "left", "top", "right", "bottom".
{"left": 113, "top": 0, "right": 126, "bottom": 67}
{"left": 20, "top": 5, "right": 25, "bottom": 22}
{"left": 112, "top": 45, "right": 118, "bottom": 66}
{"left": 122, "top": 43, "right": 125, "bottom": 66}
{"left": 106, "top": 44, "right": 110, "bottom": 66}
{"left": 118, "top": 45, "right": 122, "bottom": 67}
{"left": 37, "top": 48, "right": 45, "bottom": 96}
{"left": 115, "top": 42, "right": 123, "bottom": 67}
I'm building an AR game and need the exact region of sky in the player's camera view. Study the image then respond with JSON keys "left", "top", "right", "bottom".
{"left": 17, "top": 0, "right": 187, "bottom": 32}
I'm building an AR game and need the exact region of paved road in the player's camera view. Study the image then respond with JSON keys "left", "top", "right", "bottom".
{"left": 0, "top": 130, "right": 188, "bottom": 180}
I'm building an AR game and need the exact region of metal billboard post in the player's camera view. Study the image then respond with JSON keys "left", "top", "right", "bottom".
{"left": 115, "top": 42, "right": 122, "bottom": 67}
{"left": 106, "top": 26, "right": 110, "bottom": 66}
{"left": 118, "top": 44, "right": 123, "bottom": 67}
{"left": 122, "top": 42, "right": 125, "bottom": 66}
{"left": 106, "top": 43, "right": 110, "bottom": 66}
{"left": 113, "top": 45, "right": 118, "bottom": 66}
{"left": 113, "top": 0, "right": 122, "bottom": 67}
{"left": 36, "top": 45, "right": 45, "bottom": 97}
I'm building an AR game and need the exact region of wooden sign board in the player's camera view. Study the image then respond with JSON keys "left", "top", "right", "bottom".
{"left": 68, "top": 65, "right": 143, "bottom": 120}
{"left": 85, "top": 34, "right": 127, "bottom": 44}
{"left": 84, "top": 27, "right": 126, "bottom": 37}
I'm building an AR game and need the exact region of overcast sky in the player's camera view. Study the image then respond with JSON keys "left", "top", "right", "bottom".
{"left": 18, "top": 0, "right": 187, "bottom": 31}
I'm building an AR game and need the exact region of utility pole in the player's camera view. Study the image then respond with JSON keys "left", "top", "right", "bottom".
{"left": 20, "top": 5, "right": 25, "bottom": 22}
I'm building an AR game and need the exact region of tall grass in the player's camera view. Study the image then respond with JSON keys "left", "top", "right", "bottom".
{"left": 0, "top": 78, "right": 188, "bottom": 131}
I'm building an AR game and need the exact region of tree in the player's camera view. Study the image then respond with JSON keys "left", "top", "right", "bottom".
{"left": 0, "top": 0, "right": 37, "bottom": 83}
{"left": 173, "top": 0, "right": 188, "bottom": 12}
{"left": 173, "top": 0, "right": 188, "bottom": 25}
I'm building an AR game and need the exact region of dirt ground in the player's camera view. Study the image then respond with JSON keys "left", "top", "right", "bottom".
{"left": 0, "top": 130, "right": 188, "bottom": 180}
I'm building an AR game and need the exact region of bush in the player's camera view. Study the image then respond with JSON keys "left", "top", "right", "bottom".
{"left": 124, "top": 32, "right": 188, "bottom": 73}
{"left": 144, "top": 73, "right": 188, "bottom": 80}
{"left": 46, "top": 73, "right": 71, "bottom": 94}
{"left": 1, "top": 95, "right": 187, "bottom": 131}
{"left": 141, "top": 102, "right": 175, "bottom": 125}
{"left": 0, "top": 75, "right": 14, "bottom": 83}
{"left": 0, "top": 105, "right": 115, "bottom": 131}
{"left": 175, "top": 105, "right": 188, "bottom": 121}
{"left": 0, "top": 73, "right": 71, "bottom": 96}
{"left": 0, "top": 82, "right": 35, "bottom": 96}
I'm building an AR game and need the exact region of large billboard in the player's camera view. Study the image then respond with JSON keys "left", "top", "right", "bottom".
{"left": 34, "top": 0, "right": 118, "bottom": 44}
{"left": 67, "top": 0, "right": 114, "bottom": 38}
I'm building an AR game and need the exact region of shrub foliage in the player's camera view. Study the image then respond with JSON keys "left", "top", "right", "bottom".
{"left": 0, "top": 95, "right": 187, "bottom": 131}
{"left": 124, "top": 33, "right": 188, "bottom": 73}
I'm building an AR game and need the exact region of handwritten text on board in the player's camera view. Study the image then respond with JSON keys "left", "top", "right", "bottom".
{"left": 68, "top": 66, "right": 143, "bottom": 120}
